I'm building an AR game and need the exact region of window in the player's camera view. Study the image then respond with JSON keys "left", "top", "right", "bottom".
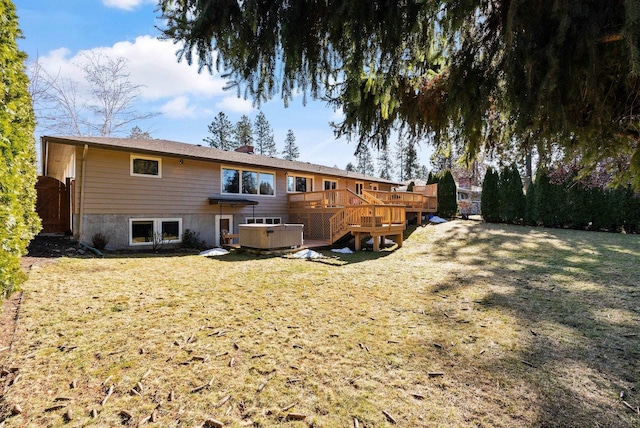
{"left": 287, "top": 174, "right": 313, "bottom": 192}
{"left": 131, "top": 155, "right": 161, "bottom": 177}
{"left": 247, "top": 217, "right": 282, "bottom": 225}
{"left": 222, "top": 167, "right": 274, "bottom": 196}
{"left": 355, "top": 182, "right": 364, "bottom": 195}
{"left": 323, "top": 179, "right": 337, "bottom": 190}
{"left": 129, "top": 218, "right": 182, "bottom": 245}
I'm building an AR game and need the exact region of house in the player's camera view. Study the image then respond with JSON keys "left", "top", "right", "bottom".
{"left": 38, "top": 136, "right": 437, "bottom": 251}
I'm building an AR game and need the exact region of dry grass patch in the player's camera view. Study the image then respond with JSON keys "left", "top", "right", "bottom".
{"left": 1, "top": 221, "right": 639, "bottom": 427}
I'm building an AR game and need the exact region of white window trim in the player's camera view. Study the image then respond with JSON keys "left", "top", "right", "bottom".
{"left": 220, "top": 165, "right": 276, "bottom": 197}
{"left": 130, "top": 154, "right": 162, "bottom": 178}
{"left": 129, "top": 218, "right": 182, "bottom": 246}
{"left": 287, "top": 173, "right": 315, "bottom": 193}
{"left": 323, "top": 178, "right": 338, "bottom": 190}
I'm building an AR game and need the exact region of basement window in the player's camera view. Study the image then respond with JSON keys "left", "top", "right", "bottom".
{"left": 129, "top": 218, "right": 182, "bottom": 245}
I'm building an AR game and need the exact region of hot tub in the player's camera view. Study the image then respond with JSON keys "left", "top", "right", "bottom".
{"left": 239, "top": 224, "right": 304, "bottom": 250}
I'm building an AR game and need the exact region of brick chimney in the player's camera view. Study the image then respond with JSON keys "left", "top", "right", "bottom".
{"left": 234, "top": 145, "right": 254, "bottom": 154}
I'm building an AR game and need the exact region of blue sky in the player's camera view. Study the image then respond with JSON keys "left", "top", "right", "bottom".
{"left": 14, "top": 0, "right": 431, "bottom": 172}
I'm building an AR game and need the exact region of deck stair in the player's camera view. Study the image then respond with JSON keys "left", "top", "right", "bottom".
{"left": 288, "top": 185, "right": 437, "bottom": 251}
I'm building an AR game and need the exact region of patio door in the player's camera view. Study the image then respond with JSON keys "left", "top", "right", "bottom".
{"left": 214, "top": 215, "right": 233, "bottom": 247}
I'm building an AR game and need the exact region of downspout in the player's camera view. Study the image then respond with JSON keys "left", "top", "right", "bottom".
{"left": 41, "top": 136, "right": 49, "bottom": 176}
{"left": 78, "top": 144, "right": 88, "bottom": 243}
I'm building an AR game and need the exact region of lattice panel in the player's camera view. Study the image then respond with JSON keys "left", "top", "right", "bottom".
{"left": 308, "top": 212, "right": 331, "bottom": 240}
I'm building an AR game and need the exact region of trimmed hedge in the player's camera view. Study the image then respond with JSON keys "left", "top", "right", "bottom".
{"left": 485, "top": 164, "right": 640, "bottom": 233}
{"left": 0, "top": 0, "right": 41, "bottom": 296}
{"left": 481, "top": 167, "right": 500, "bottom": 222}
{"left": 436, "top": 169, "right": 458, "bottom": 218}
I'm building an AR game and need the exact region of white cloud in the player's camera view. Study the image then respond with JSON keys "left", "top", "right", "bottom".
{"left": 160, "top": 96, "right": 197, "bottom": 119}
{"left": 215, "top": 96, "right": 254, "bottom": 114}
{"left": 35, "top": 36, "right": 227, "bottom": 102}
{"left": 102, "top": 0, "right": 154, "bottom": 10}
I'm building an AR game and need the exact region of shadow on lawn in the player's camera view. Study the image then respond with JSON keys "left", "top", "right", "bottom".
{"left": 427, "top": 221, "right": 640, "bottom": 427}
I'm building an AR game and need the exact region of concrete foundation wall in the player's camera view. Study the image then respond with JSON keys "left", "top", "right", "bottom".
{"left": 76, "top": 213, "right": 216, "bottom": 250}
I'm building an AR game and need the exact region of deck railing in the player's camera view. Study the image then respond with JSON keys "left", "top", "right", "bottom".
{"left": 289, "top": 189, "right": 366, "bottom": 209}
{"left": 365, "top": 188, "right": 438, "bottom": 211}
{"left": 330, "top": 204, "right": 406, "bottom": 243}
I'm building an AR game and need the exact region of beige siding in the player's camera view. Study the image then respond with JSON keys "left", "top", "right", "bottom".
{"left": 72, "top": 147, "right": 395, "bottom": 219}
{"left": 75, "top": 148, "right": 292, "bottom": 218}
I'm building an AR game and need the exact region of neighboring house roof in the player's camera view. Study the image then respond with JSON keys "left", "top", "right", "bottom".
{"left": 42, "top": 135, "right": 399, "bottom": 185}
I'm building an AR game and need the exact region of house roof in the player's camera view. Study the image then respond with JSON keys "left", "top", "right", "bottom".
{"left": 42, "top": 135, "right": 398, "bottom": 185}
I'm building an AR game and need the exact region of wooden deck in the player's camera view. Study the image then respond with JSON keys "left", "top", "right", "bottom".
{"left": 288, "top": 186, "right": 437, "bottom": 252}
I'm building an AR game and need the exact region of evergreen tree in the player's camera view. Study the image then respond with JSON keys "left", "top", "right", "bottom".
{"left": 394, "top": 140, "right": 405, "bottom": 182}
{"left": 437, "top": 169, "right": 458, "bottom": 218}
{"left": 204, "top": 112, "right": 234, "bottom": 150}
{"left": 534, "top": 169, "right": 562, "bottom": 228}
{"left": 128, "top": 126, "right": 152, "bottom": 139}
{"left": 417, "top": 165, "right": 429, "bottom": 180}
{"left": 499, "top": 164, "right": 525, "bottom": 224}
{"left": 356, "top": 145, "right": 375, "bottom": 176}
{"left": 345, "top": 162, "right": 355, "bottom": 172}
{"left": 233, "top": 115, "right": 253, "bottom": 148}
{"left": 282, "top": 129, "right": 300, "bottom": 161}
{"left": 377, "top": 147, "right": 394, "bottom": 180}
{"left": 0, "top": 0, "right": 41, "bottom": 295}
{"left": 481, "top": 168, "right": 500, "bottom": 223}
{"left": 403, "top": 140, "right": 420, "bottom": 180}
{"left": 161, "top": 0, "right": 640, "bottom": 189}
{"left": 623, "top": 188, "right": 640, "bottom": 234}
{"left": 253, "top": 111, "right": 276, "bottom": 156}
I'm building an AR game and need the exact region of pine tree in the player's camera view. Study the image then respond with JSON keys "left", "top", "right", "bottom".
{"left": 128, "top": 126, "right": 152, "bottom": 139}
{"left": 394, "top": 140, "right": 405, "bottom": 181}
{"left": 481, "top": 168, "right": 500, "bottom": 223}
{"left": 204, "top": 112, "right": 234, "bottom": 150}
{"left": 160, "top": 0, "right": 640, "bottom": 189}
{"left": 403, "top": 140, "right": 420, "bottom": 180}
{"left": 0, "top": 0, "right": 41, "bottom": 295}
{"left": 253, "top": 111, "right": 276, "bottom": 156}
{"left": 345, "top": 162, "right": 355, "bottom": 172}
{"left": 356, "top": 145, "right": 375, "bottom": 176}
{"left": 377, "top": 147, "right": 394, "bottom": 180}
{"left": 233, "top": 115, "right": 253, "bottom": 148}
{"left": 282, "top": 129, "right": 300, "bottom": 161}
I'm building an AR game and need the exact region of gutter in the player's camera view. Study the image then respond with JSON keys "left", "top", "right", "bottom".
{"left": 77, "top": 144, "right": 88, "bottom": 243}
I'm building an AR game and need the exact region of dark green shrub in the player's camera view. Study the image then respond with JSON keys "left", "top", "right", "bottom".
{"left": 534, "top": 169, "right": 563, "bottom": 228}
{"left": 407, "top": 181, "right": 415, "bottom": 192}
{"left": 499, "top": 164, "right": 525, "bottom": 224}
{"left": 91, "top": 232, "right": 109, "bottom": 250}
{"left": 0, "top": 0, "right": 41, "bottom": 296}
{"left": 623, "top": 188, "right": 640, "bottom": 233}
{"left": 481, "top": 167, "right": 500, "bottom": 222}
{"left": 436, "top": 169, "right": 457, "bottom": 218}
{"left": 565, "top": 181, "right": 590, "bottom": 230}
{"left": 182, "top": 229, "right": 206, "bottom": 250}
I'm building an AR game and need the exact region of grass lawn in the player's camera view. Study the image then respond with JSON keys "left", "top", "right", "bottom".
{"left": 1, "top": 220, "right": 639, "bottom": 427}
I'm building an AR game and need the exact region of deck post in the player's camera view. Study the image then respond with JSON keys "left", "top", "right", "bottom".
{"left": 396, "top": 233, "right": 403, "bottom": 248}
{"left": 373, "top": 235, "right": 380, "bottom": 252}
{"left": 416, "top": 211, "right": 422, "bottom": 225}
{"left": 354, "top": 232, "right": 362, "bottom": 251}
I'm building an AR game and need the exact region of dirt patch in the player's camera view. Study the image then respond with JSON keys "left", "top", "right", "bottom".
{"left": 3, "top": 236, "right": 75, "bottom": 362}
